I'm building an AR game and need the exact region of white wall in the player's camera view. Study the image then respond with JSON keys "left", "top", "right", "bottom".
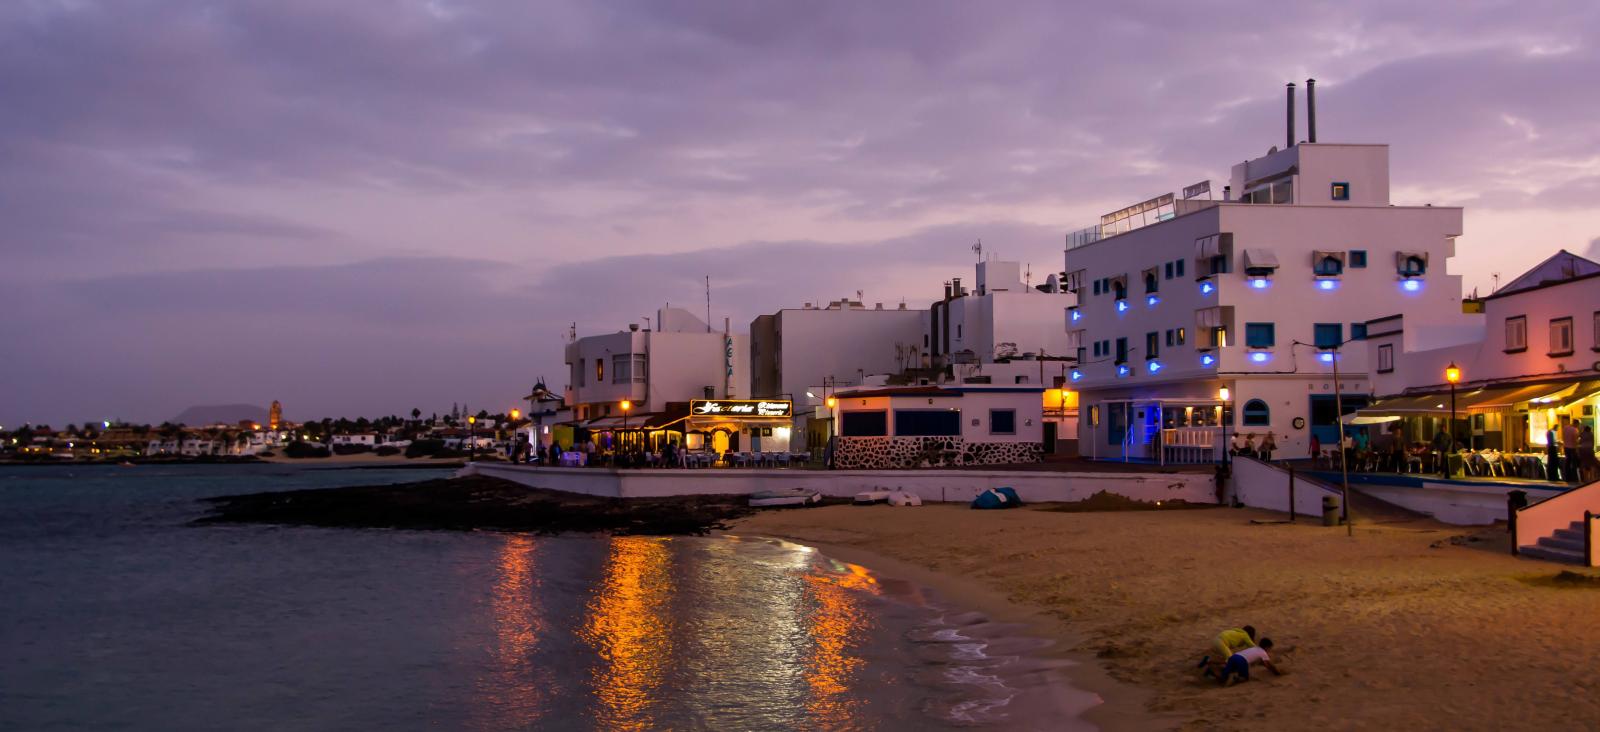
{"left": 771, "top": 307, "right": 925, "bottom": 399}
{"left": 465, "top": 462, "right": 1221, "bottom": 504}
{"left": 1231, "top": 457, "right": 1341, "bottom": 517}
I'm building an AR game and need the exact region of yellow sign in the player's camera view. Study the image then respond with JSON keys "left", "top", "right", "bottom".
{"left": 689, "top": 399, "right": 792, "bottom": 419}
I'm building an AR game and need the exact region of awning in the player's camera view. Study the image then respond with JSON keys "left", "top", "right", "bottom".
{"left": 1342, "top": 414, "right": 1401, "bottom": 425}
{"left": 1195, "top": 234, "right": 1222, "bottom": 259}
{"left": 1549, "top": 380, "right": 1600, "bottom": 409}
{"left": 1462, "top": 383, "right": 1570, "bottom": 410}
{"left": 1351, "top": 394, "right": 1450, "bottom": 419}
{"left": 1242, "top": 249, "right": 1279, "bottom": 271}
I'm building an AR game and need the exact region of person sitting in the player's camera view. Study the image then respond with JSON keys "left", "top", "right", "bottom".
{"left": 1211, "top": 638, "right": 1281, "bottom": 686}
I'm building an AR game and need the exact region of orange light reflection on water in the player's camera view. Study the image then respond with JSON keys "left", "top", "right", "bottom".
{"left": 803, "top": 560, "right": 879, "bottom": 726}
{"left": 580, "top": 537, "right": 675, "bottom": 731}
{"left": 477, "top": 534, "right": 546, "bottom": 727}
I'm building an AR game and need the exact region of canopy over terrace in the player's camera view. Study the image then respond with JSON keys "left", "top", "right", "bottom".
{"left": 1348, "top": 378, "right": 1600, "bottom": 450}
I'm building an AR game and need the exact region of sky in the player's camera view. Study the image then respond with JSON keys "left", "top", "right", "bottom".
{"left": 3, "top": 0, "right": 1598, "bottom": 426}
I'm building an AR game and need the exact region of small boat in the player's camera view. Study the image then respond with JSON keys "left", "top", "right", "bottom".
{"left": 887, "top": 491, "right": 923, "bottom": 507}
{"left": 749, "top": 488, "right": 822, "bottom": 508}
{"left": 853, "top": 490, "right": 891, "bottom": 505}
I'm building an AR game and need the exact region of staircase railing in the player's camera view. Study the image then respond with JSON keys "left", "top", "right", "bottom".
{"left": 1512, "top": 478, "right": 1600, "bottom": 564}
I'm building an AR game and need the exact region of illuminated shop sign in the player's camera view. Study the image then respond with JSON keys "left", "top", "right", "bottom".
{"left": 690, "top": 399, "right": 793, "bottom": 418}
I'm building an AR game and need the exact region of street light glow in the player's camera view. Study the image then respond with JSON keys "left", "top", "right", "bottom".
{"left": 1445, "top": 362, "right": 1461, "bottom": 384}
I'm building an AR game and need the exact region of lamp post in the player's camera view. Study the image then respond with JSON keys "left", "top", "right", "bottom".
{"left": 620, "top": 399, "right": 632, "bottom": 453}
{"left": 1445, "top": 362, "right": 1461, "bottom": 477}
{"left": 1219, "top": 386, "right": 1231, "bottom": 466}
{"left": 467, "top": 415, "right": 476, "bottom": 462}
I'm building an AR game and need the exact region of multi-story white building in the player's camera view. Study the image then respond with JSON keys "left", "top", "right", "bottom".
{"left": 564, "top": 306, "right": 751, "bottom": 451}
{"left": 750, "top": 298, "right": 926, "bottom": 451}
{"left": 1067, "top": 96, "right": 1474, "bottom": 462}
{"left": 1358, "top": 251, "right": 1600, "bottom": 452}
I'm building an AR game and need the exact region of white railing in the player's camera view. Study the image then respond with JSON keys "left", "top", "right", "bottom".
{"left": 1161, "top": 428, "right": 1222, "bottom": 464}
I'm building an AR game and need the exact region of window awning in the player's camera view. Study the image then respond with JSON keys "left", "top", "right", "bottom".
{"left": 1549, "top": 380, "right": 1600, "bottom": 408}
{"left": 1196, "top": 234, "right": 1222, "bottom": 259}
{"left": 1351, "top": 394, "right": 1450, "bottom": 419}
{"left": 1242, "top": 249, "right": 1279, "bottom": 271}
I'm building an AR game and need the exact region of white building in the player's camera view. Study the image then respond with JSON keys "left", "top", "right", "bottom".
{"left": 1358, "top": 250, "right": 1600, "bottom": 452}
{"left": 1068, "top": 88, "right": 1474, "bottom": 462}
{"left": 564, "top": 306, "right": 751, "bottom": 452}
{"left": 828, "top": 385, "right": 1046, "bottom": 469}
{"left": 750, "top": 298, "right": 926, "bottom": 451}
{"left": 330, "top": 433, "right": 379, "bottom": 448}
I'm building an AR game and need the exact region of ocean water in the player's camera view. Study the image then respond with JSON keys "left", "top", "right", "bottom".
{"left": 0, "top": 464, "right": 1097, "bottom": 731}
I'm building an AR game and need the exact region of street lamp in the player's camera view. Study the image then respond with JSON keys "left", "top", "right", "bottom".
{"left": 1219, "top": 386, "right": 1231, "bottom": 466}
{"left": 467, "top": 415, "right": 477, "bottom": 462}
{"left": 1445, "top": 362, "right": 1461, "bottom": 476}
{"left": 620, "top": 400, "right": 632, "bottom": 452}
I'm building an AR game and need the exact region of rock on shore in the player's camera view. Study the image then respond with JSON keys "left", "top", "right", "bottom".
{"left": 196, "top": 475, "right": 752, "bottom": 535}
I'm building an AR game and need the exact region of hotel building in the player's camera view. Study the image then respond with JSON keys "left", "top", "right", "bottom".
{"left": 1067, "top": 87, "right": 1475, "bottom": 461}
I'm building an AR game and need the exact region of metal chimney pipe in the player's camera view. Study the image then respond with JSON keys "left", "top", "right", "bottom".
{"left": 1306, "top": 78, "right": 1317, "bottom": 143}
{"left": 1286, "top": 82, "right": 1297, "bottom": 148}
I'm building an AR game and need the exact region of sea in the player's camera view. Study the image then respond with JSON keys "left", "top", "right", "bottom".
{"left": 0, "top": 464, "right": 1100, "bottom": 731}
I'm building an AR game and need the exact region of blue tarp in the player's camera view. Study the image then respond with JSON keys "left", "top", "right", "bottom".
{"left": 971, "top": 487, "right": 1022, "bottom": 509}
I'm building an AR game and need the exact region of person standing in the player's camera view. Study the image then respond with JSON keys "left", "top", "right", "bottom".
{"left": 1545, "top": 425, "right": 1563, "bottom": 482}
{"left": 1580, "top": 424, "right": 1597, "bottom": 483}
{"left": 1431, "top": 427, "right": 1454, "bottom": 477}
{"left": 1562, "top": 417, "right": 1581, "bottom": 483}
{"left": 1259, "top": 432, "right": 1277, "bottom": 462}
{"left": 1309, "top": 434, "right": 1322, "bottom": 467}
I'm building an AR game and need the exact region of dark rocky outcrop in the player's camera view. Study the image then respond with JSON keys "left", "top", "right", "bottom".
{"left": 195, "top": 476, "right": 752, "bottom": 536}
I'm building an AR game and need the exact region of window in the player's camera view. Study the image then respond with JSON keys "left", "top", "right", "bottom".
{"left": 1399, "top": 255, "right": 1427, "bottom": 277}
{"left": 1245, "top": 322, "right": 1275, "bottom": 348}
{"left": 1505, "top": 315, "right": 1527, "bottom": 352}
{"left": 1093, "top": 280, "right": 1102, "bottom": 296}
{"left": 632, "top": 354, "right": 647, "bottom": 382}
{"left": 990, "top": 409, "right": 1016, "bottom": 435}
{"left": 576, "top": 358, "right": 585, "bottom": 387}
{"left": 1549, "top": 317, "right": 1574, "bottom": 356}
{"left": 894, "top": 410, "right": 960, "bottom": 436}
{"left": 1331, "top": 182, "right": 1350, "bottom": 201}
{"left": 1175, "top": 259, "right": 1185, "bottom": 277}
{"left": 1144, "top": 269, "right": 1159, "bottom": 293}
{"left": 1351, "top": 323, "right": 1368, "bottom": 341}
{"left": 1064, "top": 270, "right": 1086, "bottom": 292}
{"left": 1112, "top": 278, "right": 1127, "bottom": 300}
{"left": 1164, "top": 262, "right": 1174, "bottom": 280}
{"left": 1165, "top": 330, "right": 1175, "bottom": 347}
{"left": 596, "top": 358, "right": 604, "bottom": 383}
{"left": 1377, "top": 343, "right": 1394, "bottom": 373}
{"left": 1176, "top": 327, "right": 1186, "bottom": 345}
{"left": 841, "top": 411, "right": 887, "bottom": 437}
{"left": 957, "top": 324, "right": 963, "bottom": 339}
{"left": 1115, "top": 337, "right": 1128, "bottom": 363}
{"left": 612, "top": 354, "right": 629, "bottom": 383}
{"left": 1313, "top": 253, "right": 1344, "bottom": 276}
{"left": 1146, "top": 332, "right": 1159, "bottom": 359}
{"left": 1314, "top": 323, "right": 1343, "bottom": 349}
{"left": 1242, "top": 399, "right": 1270, "bottom": 426}
{"left": 1350, "top": 250, "right": 1367, "bottom": 268}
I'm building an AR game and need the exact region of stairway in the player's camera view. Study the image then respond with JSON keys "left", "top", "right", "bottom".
{"left": 1520, "top": 521, "right": 1589, "bottom": 564}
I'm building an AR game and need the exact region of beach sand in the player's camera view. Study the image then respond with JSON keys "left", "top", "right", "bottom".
{"left": 732, "top": 502, "right": 1600, "bottom": 731}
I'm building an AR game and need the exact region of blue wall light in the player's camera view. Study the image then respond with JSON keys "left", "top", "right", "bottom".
{"left": 1250, "top": 351, "right": 1270, "bottom": 363}
{"left": 1116, "top": 300, "right": 1129, "bottom": 313}
{"left": 1200, "top": 281, "right": 1215, "bottom": 295}
{"left": 1402, "top": 279, "right": 1421, "bottom": 292}
{"left": 1117, "top": 364, "right": 1131, "bottom": 377}
{"left": 1319, "top": 352, "right": 1335, "bottom": 363}
{"left": 1070, "top": 369, "right": 1084, "bottom": 382}
{"left": 1146, "top": 294, "right": 1159, "bottom": 306}
{"left": 1200, "top": 353, "right": 1217, "bottom": 367}
{"left": 1147, "top": 360, "right": 1163, "bottom": 373}
{"left": 1070, "top": 309, "right": 1083, "bottom": 322}
{"left": 1250, "top": 278, "right": 1270, "bottom": 289}
{"left": 1318, "top": 279, "right": 1338, "bottom": 291}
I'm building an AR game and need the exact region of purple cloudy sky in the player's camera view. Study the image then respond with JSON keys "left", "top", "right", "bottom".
{"left": 4, "top": 1, "right": 1598, "bottom": 426}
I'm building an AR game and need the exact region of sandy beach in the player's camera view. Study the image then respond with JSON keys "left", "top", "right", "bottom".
{"left": 732, "top": 501, "right": 1600, "bottom": 731}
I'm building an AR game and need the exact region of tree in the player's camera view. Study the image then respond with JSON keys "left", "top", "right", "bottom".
{"left": 411, "top": 408, "right": 422, "bottom": 421}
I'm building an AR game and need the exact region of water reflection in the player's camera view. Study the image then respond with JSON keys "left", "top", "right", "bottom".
{"left": 804, "top": 559, "right": 879, "bottom": 726}
{"left": 580, "top": 537, "right": 675, "bottom": 731}
{"left": 476, "top": 534, "right": 547, "bottom": 727}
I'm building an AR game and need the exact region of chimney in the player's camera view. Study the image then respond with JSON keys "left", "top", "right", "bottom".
{"left": 628, "top": 323, "right": 639, "bottom": 332}
{"left": 1223, "top": 184, "right": 1232, "bottom": 201}
{"left": 1286, "top": 82, "right": 1296, "bottom": 149}
{"left": 874, "top": 302, "right": 883, "bottom": 310}
{"left": 1305, "top": 78, "right": 1317, "bottom": 143}
{"left": 943, "top": 282, "right": 952, "bottom": 300}
{"left": 953, "top": 277, "right": 963, "bottom": 296}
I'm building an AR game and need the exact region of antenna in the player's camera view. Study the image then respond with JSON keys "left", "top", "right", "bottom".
{"left": 704, "top": 275, "right": 712, "bottom": 333}
{"left": 1025, "top": 263, "right": 1032, "bottom": 290}
{"left": 1492, "top": 273, "right": 1501, "bottom": 292}
{"left": 972, "top": 239, "right": 982, "bottom": 261}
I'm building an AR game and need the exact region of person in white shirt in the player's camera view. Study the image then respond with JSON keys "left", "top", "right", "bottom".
{"left": 1214, "top": 637, "right": 1282, "bottom": 686}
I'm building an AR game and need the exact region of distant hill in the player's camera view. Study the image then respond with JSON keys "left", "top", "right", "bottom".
{"left": 172, "top": 404, "right": 269, "bottom": 427}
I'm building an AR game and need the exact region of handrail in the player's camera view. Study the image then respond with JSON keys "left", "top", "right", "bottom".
{"left": 1514, "top": 477, "right": 1600, "bottom": 516}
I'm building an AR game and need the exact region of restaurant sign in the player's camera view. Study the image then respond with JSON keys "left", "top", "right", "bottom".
{"left": 690, "top": 399, "right": 793, "bottom": 418}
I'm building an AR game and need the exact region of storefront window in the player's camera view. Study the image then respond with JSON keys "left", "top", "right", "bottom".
{"left": 840, "top": 411, "right": 887, "bottom": 437}
{"left": 895, "top": 410, "right": 960, "bottom": 436}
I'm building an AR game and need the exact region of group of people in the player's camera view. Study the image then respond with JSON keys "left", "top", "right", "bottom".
{"left": 1197, "top": 625, "right": 1283, "bottom": 687}
{"left": 1228, "top": 431, "right": 1277, "bottom": 461}
{"left": 1544, "top": 417, "right": 1598, "bottom": 483}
